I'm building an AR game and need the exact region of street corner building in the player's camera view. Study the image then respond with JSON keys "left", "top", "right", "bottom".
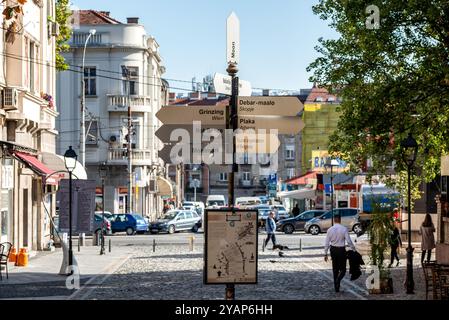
{"left": 56, "top": 10, "right": 172, "bottom": 219}
{"left": 0, "top": 0, "right": 61, "bottom": 253}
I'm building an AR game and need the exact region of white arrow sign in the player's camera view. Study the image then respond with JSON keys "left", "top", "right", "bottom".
{"left": 213, "top": 73, "right": 251, "bottom": 96}
{"left": 227, "top": 12, "right": 240, "bottom": 65}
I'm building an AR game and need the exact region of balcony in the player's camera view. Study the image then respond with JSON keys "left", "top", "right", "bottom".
{"left": 39, "top": 106, "right": 57, "bottom": 131}
{"left": 108, "top": 148, "right": 152, "bottom": 166}
{"left": 107, "top": 95, "right": 152, "bottom": 113}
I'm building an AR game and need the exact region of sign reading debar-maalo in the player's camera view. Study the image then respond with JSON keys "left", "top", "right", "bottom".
{"left": 204, "top": 209, "right": 258, "bottom": 284}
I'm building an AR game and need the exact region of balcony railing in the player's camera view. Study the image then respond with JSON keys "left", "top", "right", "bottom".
{"left": 107, "top": 95, "right": 152, "bottom": 111}
{"left": 108, "top": 148, "right": 152, "bottom": 165}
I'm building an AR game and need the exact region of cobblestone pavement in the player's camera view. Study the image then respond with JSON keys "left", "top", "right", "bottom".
{"left": 83, "top": 243, "right": 427, "bottom": 300}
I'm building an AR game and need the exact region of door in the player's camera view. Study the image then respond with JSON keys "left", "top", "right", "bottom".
{"left": 118, "top": 195, "right": 127, "bottom": 214}
{"left": 175, "top": 212, "right": 186, "bottom": 230}
{"left": 184, "top": 211, "right": 195, "bottom": 229}
{"left": 295, "top": 211, "right": 314, "bottom": 229}
{"left": 320, "top": 211, "right": 333, "bottom": 232}
{"left": 113, "top": 214, "right": 127, "bottom": 232}
{"left": 341, "top": 209, "right": 357, "bottom": 230}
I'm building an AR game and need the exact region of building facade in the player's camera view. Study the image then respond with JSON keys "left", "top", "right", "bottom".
{"left": 56, "top": 11, "right": 170, "bottom": 220}
{"left": 0, "top": 0, "right": 59, "bottom": 252}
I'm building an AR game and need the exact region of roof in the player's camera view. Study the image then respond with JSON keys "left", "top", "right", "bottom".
{"left": 305, "top": 84, "right": 340, "bottom": 103}
{"left": 77, "top": 10, "right": 123, "bottom": 25}
{"left": 285, "top": 171, "right": 317, "bottom": 185}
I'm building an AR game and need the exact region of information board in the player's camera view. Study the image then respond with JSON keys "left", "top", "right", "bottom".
{"left": 204, "top": 209, "right": 258, "bottom": 284}
{"left": 58, "top": 179, "right": 96, "bottom": 234}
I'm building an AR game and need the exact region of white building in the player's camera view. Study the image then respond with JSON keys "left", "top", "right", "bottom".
{"left": 56, "top": 11, "right": 171, "bottom": 218}
{"left": 0, "top": 0, "right": 60, "bottom": 252}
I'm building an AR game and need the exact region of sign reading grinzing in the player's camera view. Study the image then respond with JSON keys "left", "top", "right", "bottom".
{"left": 205, "top": 209, "right": 258, "bottom": 284}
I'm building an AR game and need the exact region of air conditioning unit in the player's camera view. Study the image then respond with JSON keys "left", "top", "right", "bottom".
{"left": 2, "top": 87, "right": 19, "bottom": 110}
{"left": 48, "top": 21, "right": 60, "bottom": 38}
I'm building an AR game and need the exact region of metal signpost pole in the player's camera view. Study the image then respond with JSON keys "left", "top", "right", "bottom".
{"left": 126, "top": 68, "right": 133, "bottom": 213}
{"left": 68, "top": 171, "right": 73, "bottom": 273}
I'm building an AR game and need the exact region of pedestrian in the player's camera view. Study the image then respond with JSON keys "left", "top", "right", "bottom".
{"left": 388, "top": 226, "right": 402, "bottom": 268}
{"left": 264, "top": 211, "right": 277, "bottom": 249}
{"left": 420, "top": 213, "right": 436, "bottom": 264}
{"left": 324, "top": 215, "right": 356, "bottom": 293}
{"left": 292, "top": 204, "right": 300, "bottom": 217}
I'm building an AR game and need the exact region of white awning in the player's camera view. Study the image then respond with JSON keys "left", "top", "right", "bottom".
{"left": 157, "top": 176, "right": 173, "bottom": 198}
{"left": 41, "top": 152, "right": 88, "bottom": 180}
{"left": 278, "top": 188, "right": 317, "bottom": 200}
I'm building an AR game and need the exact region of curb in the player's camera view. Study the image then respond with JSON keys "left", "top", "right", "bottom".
{"left": 67, "top": 253, "right": 133, "bottom": 300}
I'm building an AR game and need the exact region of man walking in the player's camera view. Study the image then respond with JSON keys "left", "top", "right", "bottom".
{"left": 264, "top": 211, "right": 277, "bottom": 249}
{"left": 324, "top": 215, "right": 356, "bottom": 292}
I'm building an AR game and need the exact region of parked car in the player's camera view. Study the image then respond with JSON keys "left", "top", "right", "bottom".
{"left": 206, "top": 195, "right": 227, "bottom": 208}
{"left": 253, "top": 205, "right": 273, "bottom": 228}
{"left": 304, "top": 208, "right": 362, "bottom": 235}
{"left": 53, "top": 214, "right": 112, "bottom": 241}
{"left": 149, "top": 210, "right": 201, "bottom": 234}
{"left": 276, "top": 210, "right": 327, "bottom": 234}
{"left": 110, "top": 213, "right": 149, "bottom": 235}
{"left": 95, "top": 211, "right": 113, "bottom": 221}
{"left": 271, "top": 205, "right": 290, "bottom": 220}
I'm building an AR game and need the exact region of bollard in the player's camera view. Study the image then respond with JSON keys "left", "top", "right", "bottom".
{"left": 80, "top": 233, "right": 86, "bottom": 246}
{"left": 262, "top": 241, "right": 265, "bottom": 252}
{"left": 78, "top": 239, "right": 80, "bottom": 252}
{"left": 108, "top": 238, "right": 112, "bottom": 252}
{"left": 153, "top": 239, "right": 156, "bottom": 252}
{"left": 189, "top": 236, "right": 194, "bottom": 252}
{"left": 300, "top": 238, "right": 302, "bottom": 252}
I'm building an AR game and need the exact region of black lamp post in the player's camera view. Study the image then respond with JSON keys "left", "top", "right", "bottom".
{"left": 99, "top": 162, "right": 108, "bottom": 255}
{"left": 325, "top": 158, "right": 339, "bottom": 226}
{"left": 64, "top": 146, "right": 77, "bottom": 274}
{"left": 400, "top": 133, "right": 418, "bottom": 294}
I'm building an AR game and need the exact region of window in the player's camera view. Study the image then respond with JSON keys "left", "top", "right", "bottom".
{"left": 122, "top": 66, "right": 139, "bottom": 95}
{"left": 219, "top": 172, "right": 228, "bottom": 181}
{"left": 84, "top": 67, "right": 97, "bottom": 96}
{"left": 242, "top": 172, "right": 251, "bottom": 181}
{"left": 86, "top": 120, "right": 98, "bottom": 145}
{"left": 301, "top": 212, "right": 314, "bottom": 220}
{"left": 27, "top": 40, "right": 38, "bottom": 92}
{"left": 185, "top": 212, "right": 193, "bottom": 219}
{"left": 177, "top": 213, "right": 186, "bottom": 220}
{"left": 287, "top": 168, "right": 296, "bottom": 179}
{"left": 285, "top": 145, "right": 295, "bottom": 160}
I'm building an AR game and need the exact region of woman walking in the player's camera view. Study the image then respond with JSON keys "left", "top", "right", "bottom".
{"left": 420, "top": 214, "right": 436, "bottom": 264}
{"left": 388, "top": 226, "right": 402, "bottom": 268}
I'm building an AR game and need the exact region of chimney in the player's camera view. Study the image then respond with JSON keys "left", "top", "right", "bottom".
{"left": 127, "top": 17, "right": 139, "bottom": 24}
{"left": 100, "top": 11, "right": 110, "bottom": 16}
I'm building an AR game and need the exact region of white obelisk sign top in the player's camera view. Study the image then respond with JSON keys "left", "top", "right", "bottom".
{"left": 227, "top": 12, "right": 240, "bottom": 65}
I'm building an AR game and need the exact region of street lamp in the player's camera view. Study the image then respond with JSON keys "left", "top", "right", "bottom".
{"left": 99, "top": 162, "right": 108, "bottom": 255}
{"left": 400, "top": 133, "right": 418, "bottom": 294}
{"left": 325, "top": 158, "right": 340, "bottom": 226}
{"left": 80, "top": 29, "right": 97, "bottom": 168}
{"left": 64, "top": 146, "right": 77, "bottom": 274}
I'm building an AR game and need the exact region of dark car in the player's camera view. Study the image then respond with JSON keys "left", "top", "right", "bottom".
{"left": 276, "top": 210, "right": 327, "bottom": 234}
{"left": 304, "top": 208, "right": 361, "bottom": 235}
{"left": 150, "top": 210, "right": 202, "bottom": 234}
{"left": 110, "top": 213, "right": 149, "bottom": 235}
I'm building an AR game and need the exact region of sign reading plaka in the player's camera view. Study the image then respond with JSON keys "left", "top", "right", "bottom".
{"left": 205, "top": 209, "right": 258, "bottom": 284}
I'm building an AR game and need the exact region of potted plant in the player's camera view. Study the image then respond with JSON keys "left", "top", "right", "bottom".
{"left": 367, "top": 202, "right": 395, "bottom": 294}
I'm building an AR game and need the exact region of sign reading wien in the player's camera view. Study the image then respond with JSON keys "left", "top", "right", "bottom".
{"left": 204, "top": 209, "right": 258, "bottom": 284}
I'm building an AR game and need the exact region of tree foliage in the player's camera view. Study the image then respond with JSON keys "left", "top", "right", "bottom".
{"left": 54, "top": 0, "right": 72, "bottom": 71}
{"left": 308, "top": 0, "right": 449, "bottom": 188}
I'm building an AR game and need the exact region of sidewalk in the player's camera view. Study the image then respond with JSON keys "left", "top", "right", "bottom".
{"left": 0, "top": 244, "right": 134, "bottom": 300}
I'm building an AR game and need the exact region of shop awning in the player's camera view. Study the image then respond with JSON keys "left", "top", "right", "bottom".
{"left": 278, "top": 188, "right": 317, "bottom": 200}
{"left": 284, "top": 171, "right": 317, "bottom": 185}
{"left": 41, "top": 152, "right": 88, "bottom": 180}
{"left": 13, "top": 151, "right": 59, "bottom": 185}
{"left": 157, "top": 177, "right": 173, "bottom": 198}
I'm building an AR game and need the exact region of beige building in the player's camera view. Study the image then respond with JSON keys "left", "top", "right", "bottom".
{"left": 0, "top": 0, "right": 60, "bottom": 252}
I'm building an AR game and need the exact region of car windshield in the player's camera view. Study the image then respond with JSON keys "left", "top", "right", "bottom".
{"left": 163, "top": 211, "right": 179, "bottom": 220}
{"left": 259, "top": 210, "right": 271, "bottom": 216}
{"left": 208, "top": 200, "right": 225, "bottom": 206}
{"left": 133, "top": 215, "right": 145, "bottom": 222}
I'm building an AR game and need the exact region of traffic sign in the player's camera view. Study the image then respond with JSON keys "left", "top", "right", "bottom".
{"left": 213, "top": 73, "right": 251, "bottom": 96}
{"left": 156, "top": 106, "right": 226, "bottom": 125}
{"left": 226, "top": 12, "right": 240, "bottom": 64}
{"left": 238, "top": 116, "right": 305, "bottom": 134}
{"left": 238, "top": 96, "right": 304, "bottom": 116}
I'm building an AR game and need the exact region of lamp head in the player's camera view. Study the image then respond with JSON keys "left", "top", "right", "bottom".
{"left": 64, "top": 146, "right": 77, "bottom": 172}
{"left": 325, "top": 158, "right": 339, "bottom": 167}
{"left": 89, "top": 29, "right": 97, "bottom": 35}
{"left": 400, "top": 133, "right": 418, "bottom": 167}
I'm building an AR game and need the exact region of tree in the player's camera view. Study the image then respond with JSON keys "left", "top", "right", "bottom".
{"left": 307, "top": 0, "right": 449, "bottom": 188}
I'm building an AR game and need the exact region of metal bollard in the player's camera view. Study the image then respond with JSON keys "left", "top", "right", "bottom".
{"left": 108, "top": 238, "right": 111, "bottom": 252}
{"left": 78, "top": 239, "right": 80, "bottom": 252}
{"left": 189, "top": 236, "right": 194, "bottom": 252}
{"left": 153, "top": 239, "right": 156, "bottom": 252}
{"left": 300, "top": 238, "right": 302, "bottom": 252}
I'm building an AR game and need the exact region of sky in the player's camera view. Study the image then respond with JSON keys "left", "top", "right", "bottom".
{"left": 70, "top": 0, "right": 339, "bottom": 93}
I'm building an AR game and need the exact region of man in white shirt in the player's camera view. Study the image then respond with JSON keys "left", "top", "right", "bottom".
{"left": 324, "top": 215, "right": 356, "bottom": 292}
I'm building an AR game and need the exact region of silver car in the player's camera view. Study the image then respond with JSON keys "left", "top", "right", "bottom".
{"left": 304, "top": 208, "right": 362, "bottom": 235}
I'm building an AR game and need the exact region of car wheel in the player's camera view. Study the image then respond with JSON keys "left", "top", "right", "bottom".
{"left": 353, "top": 223, "right": 363, "bottom": 235}
{"left": 309, "top": 225, "right": 321, "bottom": 235}
{"left": 191, "top": 224, "right": 199, "bottom": 233}
{"left": 283, "top": 224, "right": 294, "bottom": 234}
{"left": 126, "top": 227, "right": 135, "bottom": 236}
{"left": 168, "top": 225, "right": 175, "bottom": 234}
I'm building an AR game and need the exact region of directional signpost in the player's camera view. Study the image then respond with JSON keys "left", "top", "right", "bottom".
{"left": 213, "top": 73, "right": 252, "bottom": 96}
{"left": 237, "top": 96, "right": 304, "bottom": 116}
